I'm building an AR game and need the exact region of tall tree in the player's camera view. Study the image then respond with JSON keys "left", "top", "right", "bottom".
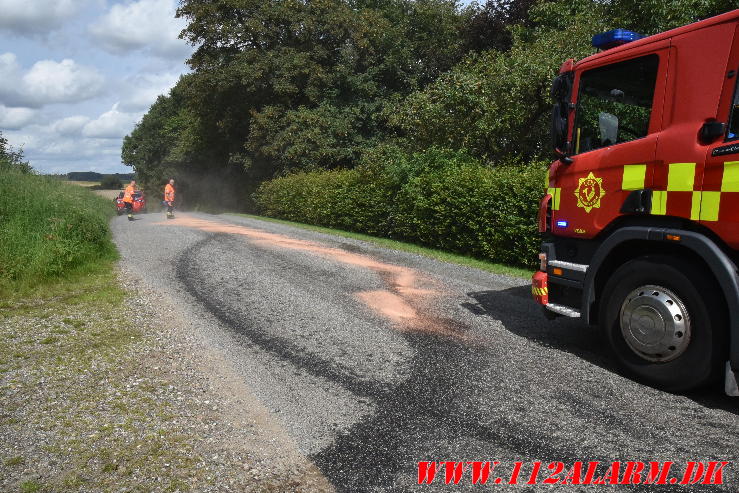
{"left": 459, "top": 0, "right": 538, "bottom": 53}
{"left": 174, "top": 0, "right": 467, "bottom": 175}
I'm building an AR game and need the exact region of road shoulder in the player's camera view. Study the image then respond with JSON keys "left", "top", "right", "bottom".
{"left": 0, "top": 266, "right": 333, "bottom": 492}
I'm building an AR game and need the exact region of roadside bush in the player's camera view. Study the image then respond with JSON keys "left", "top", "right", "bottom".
{"left": 255, "top": 148, "right": 546, "bottom": 267}
{"left": 0, "top": 132, "right": 32, "bottom": 174}
{"left": 256, "top": 167, "right": 395, "bottom": 236}
{"left": 0, "top": 172, "right": 118, "bottom": 292}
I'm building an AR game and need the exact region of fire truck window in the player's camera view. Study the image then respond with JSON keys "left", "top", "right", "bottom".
{"left": 574, "top": 54, "right": 659, "bottom": 153}
{"left": 728, "top": 72, "right": 739, "bottom": 141}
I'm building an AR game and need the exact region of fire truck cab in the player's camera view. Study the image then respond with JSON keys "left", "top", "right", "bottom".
{"left": 533, "top": 9, "right": 739, "bottom": 395}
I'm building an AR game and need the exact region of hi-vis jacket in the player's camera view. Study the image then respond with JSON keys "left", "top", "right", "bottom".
{"left": 164, "top": 183, "right": 175, "bottom": 203}
{"left": 123, "top": 185, "right": 135, "bottom": 204}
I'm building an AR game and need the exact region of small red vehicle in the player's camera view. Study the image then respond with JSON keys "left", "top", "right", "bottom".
{"left": 115, "top": 190, "right": 147, "bottom": 215}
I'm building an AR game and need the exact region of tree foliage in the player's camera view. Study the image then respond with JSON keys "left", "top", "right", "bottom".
{"left": 391, "top": 0, "right": 734, "bottom": 162}
{"left": 123, "top": 0, "right": 471, "bottom": 209}
{"left": 459, "top": 0, "right": 539, "bottom": 53}
{"left": 123, "top": 0, "right": 736, "bottom": 210}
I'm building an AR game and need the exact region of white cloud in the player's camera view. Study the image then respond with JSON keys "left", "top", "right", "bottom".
{"left": 120, "top": 71, "right": 181, "bottom": 112}
{"left": 0, "top": 0, "right": 88, "bottom": 35}
{"left": 24, "top": 59, "right": 106, "bottom": 105}
{"left": 0, "top": 53, "right": 105, "bottom": 108}
{"left": 0, "top": 52, "right": 23, "bottom": 89}
{"left": 3, "top": 105, "right": 141, "bottom": 174}
{"left": 51, "top": 115, "right": 91, "bottom": 136}
{"left": 0, "top": 105, "right": 36, "bottom": 130}
{"left": 4, "top": 123, "right": 128, "bottom": 174}
{"left": 82, "top": 103, "right": 141, "bottom": 138}
{"left": 90, "top": 0, "right": 192, "bottom": 59}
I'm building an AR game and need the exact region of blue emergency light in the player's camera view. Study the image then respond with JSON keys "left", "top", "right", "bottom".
{"left": 556, "top": 220, "right": 568, "bottom": 228}
{"left": 592, "top": 29, "right": 644, "bottom": 50}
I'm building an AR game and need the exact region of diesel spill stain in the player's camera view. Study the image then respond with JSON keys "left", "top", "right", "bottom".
{"left": 158, "top": 214, "right": 469, "bottom": 340}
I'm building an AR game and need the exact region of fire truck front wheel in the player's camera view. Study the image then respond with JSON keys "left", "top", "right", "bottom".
{"left": 600, "top": 255, "right": 726, "bottom": 392}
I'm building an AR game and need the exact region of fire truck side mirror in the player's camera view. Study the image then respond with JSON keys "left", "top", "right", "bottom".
{"left": 699, "top": 121, "right": 726, "bottom": 144}
{"left": 554, "top": 147, "right": 573, "bottom": 165}
{"left": 551, "top": 103, "right": 571, "bottom": 163}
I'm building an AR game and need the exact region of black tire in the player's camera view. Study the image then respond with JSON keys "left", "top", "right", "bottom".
{"left": 599, "top": 255, "right": 727, "bottom": 392}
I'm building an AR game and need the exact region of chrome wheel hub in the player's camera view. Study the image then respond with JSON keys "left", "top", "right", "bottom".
{"left": 619, "top": 285, "right": 691, "bottom": 362}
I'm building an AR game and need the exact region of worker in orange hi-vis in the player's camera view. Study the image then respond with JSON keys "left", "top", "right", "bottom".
{"left": 123, "top": 179, "right": 136, "bottom": 221}
{"left": 164, "top": 178, "right": 176, "bottom": 219}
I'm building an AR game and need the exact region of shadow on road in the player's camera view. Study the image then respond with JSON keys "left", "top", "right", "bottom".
{"left": 684, "top": 388, "right": 739, "bottom": 416}
{"left": 460, "top": 286, "right": 613, "bottom": 373}
{"left": 462, "top": 286, "right": 739, "bottom": 417}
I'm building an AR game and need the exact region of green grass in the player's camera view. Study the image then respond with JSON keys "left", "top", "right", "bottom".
{"left": 19, "top": 480, "right": 42, "bottom": 493}
{"left": 0, "top": 171, "right": 118, "bottom": 296}
{"left": 4, "top": 456, "right": 24, "bottom": 466}
{"left": 229, "top": 213, "right": 533, "bottom": 279}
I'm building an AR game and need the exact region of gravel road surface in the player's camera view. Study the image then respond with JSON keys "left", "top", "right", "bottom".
{"left": 112, "top": 211, "right": 739, "bottom": 492}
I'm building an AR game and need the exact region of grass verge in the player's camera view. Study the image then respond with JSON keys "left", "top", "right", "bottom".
{"left": 0, "top": 172, "right": 117, "bottom": 297}
{"left": 229, "top": 213, "right": 533, "bottom": 279}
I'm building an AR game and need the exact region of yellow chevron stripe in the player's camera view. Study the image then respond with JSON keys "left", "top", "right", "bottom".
{"left": 622, "top": 164, "right": 646, "bottom": 190}
{"left": 651, "top": 190, "right": 667, "bottom": 215}
{"left": 700, "top": 191, "right": 720, "bottom": 221}
{"left": 667, "top": 163, "right": 696, "bottom": 192}
{"left": 547, "top": 187, "right": 561, "bottom": 211}
{"left": 721, "top": 161, "right": 739, "bottom": 192}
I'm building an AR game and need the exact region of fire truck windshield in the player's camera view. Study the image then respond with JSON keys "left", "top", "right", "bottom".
{"left": 728, "top": 72, "right": 739, "bottom": 141}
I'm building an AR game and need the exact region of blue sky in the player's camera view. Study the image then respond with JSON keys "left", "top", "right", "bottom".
{"left": 0, "top": 0, "right": 193, "bottom": 174}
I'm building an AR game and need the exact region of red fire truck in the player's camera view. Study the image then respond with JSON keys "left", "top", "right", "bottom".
{"left": 532, "top": 9, "right": 739, "bottom": 395}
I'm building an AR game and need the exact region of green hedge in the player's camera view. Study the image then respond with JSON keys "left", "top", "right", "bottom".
{"left": 0, "top": 172, "right": 118, "bottom": 292}
{"left": 255, "top": 148, "right": 546, "bottom": 267}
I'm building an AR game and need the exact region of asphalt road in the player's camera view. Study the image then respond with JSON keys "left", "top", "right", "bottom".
{"left": 112, "top": 211, "right": 739, "bottom": 492}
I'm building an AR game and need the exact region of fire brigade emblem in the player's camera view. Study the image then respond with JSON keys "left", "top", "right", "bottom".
{"left": 574, "top": 172, "right": 605, "bottom": 213}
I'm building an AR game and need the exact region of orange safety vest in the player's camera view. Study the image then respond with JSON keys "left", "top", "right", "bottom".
{"left": 164, "top": 183, "right": 175, "bottom": 202}
{"left": 123, "top": 185, "right": 135, "bottom": 203}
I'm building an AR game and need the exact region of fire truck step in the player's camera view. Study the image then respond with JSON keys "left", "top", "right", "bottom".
{"left": 545, "top": 303, "right": 581, "bottom": 318}
{"left": 548, "top": 260, "right": 588, "bottom": 272}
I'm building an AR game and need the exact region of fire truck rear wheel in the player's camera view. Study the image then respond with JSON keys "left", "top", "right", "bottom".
{"left": 600, "top": 255, "right": 726, "bottom": 392}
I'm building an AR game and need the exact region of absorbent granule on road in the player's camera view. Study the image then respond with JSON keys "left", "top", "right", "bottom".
{"left": 155, "top": 214, "right": 468, "bottom": 339}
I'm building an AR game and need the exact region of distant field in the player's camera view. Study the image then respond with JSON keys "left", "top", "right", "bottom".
{"left": 66, "top": 181, "right": 123, "bottom": 199}
{"left": 64, "top": 180, "right": 99, "bottom": 188}
{"left": 95, "top": 189, "right": 121, "bottom": 200}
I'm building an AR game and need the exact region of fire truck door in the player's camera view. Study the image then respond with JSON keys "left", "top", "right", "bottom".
{"left": 700, "top": 24, "right": 739, "bottom": 250}
{"left": 557, "top": 47, "right": 668, "bottom": 237}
